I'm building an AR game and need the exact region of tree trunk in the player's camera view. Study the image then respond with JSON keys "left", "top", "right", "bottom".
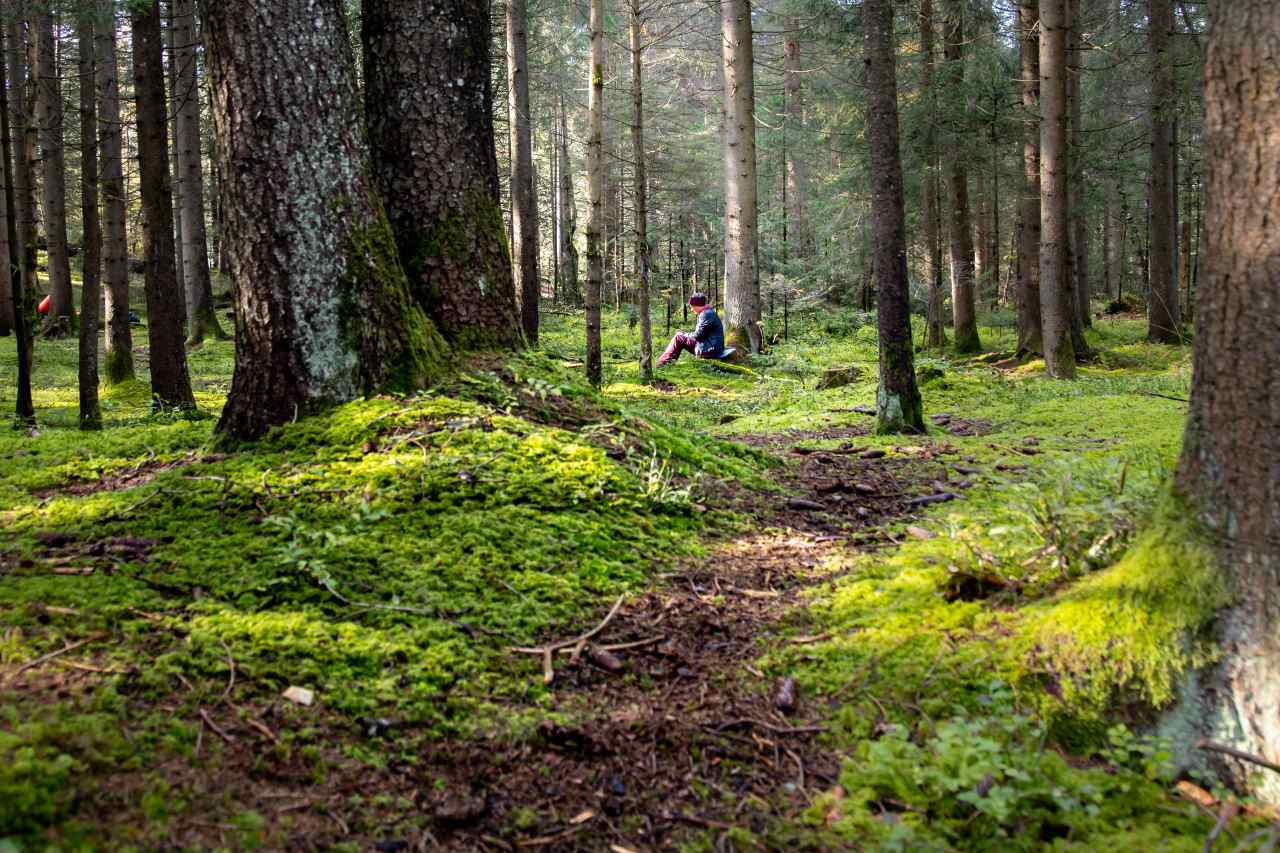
{"left": 363, "top": 0, "right": 521, "bottom": 351}
{"left": 0, "top": 25, "right": 11, "bottom": 339}
{"left": 584, "top": 0, "right": 604, "bottom": 385}
{"left": 1174, "top": 0, "right": 1280, "bottom": 807}
{"left": 172, "top": 0, "right": 225, "bottom": 346}
{"left": 506, "top": 0, "right": 538, "bottom": 343}
{"left": 720, "top": 0, "right": 761, "bottom": 354}
{"left": 782, "top": 18, "right": 812, "bottom": 260}
{"left": 1017, "top": 0, "right": 1043, "bottom": 357}
{"left": 1068, "top": 4, "right": 1090, "bottom": 328}
{"left": 1, "top": 15, "right": 33, "bottom": 425}
{"left": 77, "top": 13, "right": 102, "bottom": 430}
{"left": 97, "top": 0, "right": 133, "bottom": 384}
{"left": 1039, "top": 0, "right": 1076, "bottom": 377}
{"left": 629, "top": 1, "right": 652, "bottom": 382}
{"left": 34, "top": 9, "right": 73, "bottom": 333}
{"left": 975, "top": 168, "right": 991, "bottom": 303}
{"left": 920, "top": 0, "right": 946, "bottom": 350}
{"left": 1147, "top": 0, "right": 1179, "bottom": 341}
{"left": 204, "top": 0, "right": 446, "bottom": 439}
{"left": 131, "top": 2, "right": 195, "bottom": 410}
{"left": 944, "top": 5, "right": 982, "bottom": 353}
{"left": 864, "top": 0, "right": 923, "bottom": 435}
{"left": 557, "top": 94, "right": 580, "bottom": 306}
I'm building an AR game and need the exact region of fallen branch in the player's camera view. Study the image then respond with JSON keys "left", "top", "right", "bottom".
{"left": 1196, "top": 739, "right": 1280, "bottom": 776}
{"left": 711, "top": 718, "right": 827, "bottom": 736}
{"left": 10, "top": 633, "right": 108, "bottom": 681}
{"left": 904, "top": 492, "right": 961, "bottom": 506}
{"left": 198, "top": 707, "right": 236, "bottom": 745}
{"left": 511, "top": 594, "right": 627, "bottom": 685}
{"left": 1140, "top": 390, "right": 1190, "bottom": 403}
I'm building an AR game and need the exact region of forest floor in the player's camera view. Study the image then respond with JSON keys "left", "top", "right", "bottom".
{"left": 1, "top": 305, "right": 1271, "bottom": 851}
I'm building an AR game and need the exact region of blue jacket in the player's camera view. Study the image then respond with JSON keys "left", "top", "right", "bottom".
{"left": 692, "top": 307, "right": 724, "bottom": 357}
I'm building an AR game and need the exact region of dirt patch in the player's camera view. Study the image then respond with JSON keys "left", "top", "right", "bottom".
{"left": 30, "top": 453, "right": 227, "bottom": 499}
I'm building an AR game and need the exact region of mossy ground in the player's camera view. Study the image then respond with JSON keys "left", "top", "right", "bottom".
{"left": 0, "top": 303, "right": 1259, "bottom": 849}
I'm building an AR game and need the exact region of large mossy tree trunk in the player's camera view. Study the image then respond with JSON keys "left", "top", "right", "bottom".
{"left": 1038, "top": 0, "right": 1076, "bottom": 378}
{"left": 203, "top": 0, "right": 446, "bottom": 440}
{"left": 77, "top": 12, "right": 101, "bottom": 430}
{"left": 97, "top": 0, "right": 133, "bottom": 384}
{"left": 131, "top": 1, "right": 195, "bottom": 410}
{"left": 172, "top": 0, "right": 225, "bottom": 347}
{"left": 506, "top": 0, "right": 539, "bottom": 344}
{"left": 362, "top": 0, "right": 521, "bottom": 351}
{"left": 943, "top": 4, "right": 982, "bottom": 354}
{"left": 1016, "top": 0, "right": 1043, "bottom": 358}
{"left": 1, "top": 17, "right": 34, "bottom": 425}
{"left": 920, "top": 0, "right": 947, "bottom": 351}
{"left": 864, "top": 0, "right": 923, "bottom": 435}
{"left": 720, "top": 0, "right": 762, "bottom": 355}
{"left": 1147, "top": 0, "right": 1180, "bottom": 342}
{"left": 34, "top": 9, "right": 73, "bottom": 333}
{"left": 1175, "top": 0, "right": 1280, "bottom": 807}
{"left": 584, "top": 0, "right": 604, "bottom": 385}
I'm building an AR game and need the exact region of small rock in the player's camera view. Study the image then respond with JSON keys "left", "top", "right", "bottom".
{"left": 375, "top": 842, "right": 408, "bottom": 853}
{"left": 587, "top": 647, "right": 624, "bottom": 673}
{"left": 860, "top": 449, "right": 886, "bottom": 460}
{"left": 905, "top": 526, "right": 935, "bottom": 540}
{"left": 787, "top": 498, "right": 827, "bottom": 511}
{"left": 718, "top": 414, "right": 740, "bottom": 424}
{"left": 282, "top": 686, "right": 314, "bottom": 706}
{"left": 852, "top": 482, "right": 876, "bottom": 495}
{"left": 815, "top": 365, "right": 863, "bottom": 390}
{"left": 774, "top": 676, "right": 799, "bottom": 713}
{"left": 433, "top": 794, "right": 487, "bottom": 827}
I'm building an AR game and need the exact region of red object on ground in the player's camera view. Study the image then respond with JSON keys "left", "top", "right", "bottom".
{"left": 37, "top": 295, "right": 51, "bottom": 314}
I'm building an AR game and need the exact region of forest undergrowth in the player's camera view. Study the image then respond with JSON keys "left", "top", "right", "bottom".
{"left": 1, "top": 307, "right": 1269, "bottom": 851}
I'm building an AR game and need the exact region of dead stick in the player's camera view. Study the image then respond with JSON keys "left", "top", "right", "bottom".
{"left": 1196, "top": 739, "right": 1280, "bottom": 776}
{"left": 198, "top": 707, "right": 236, "bottom": 745}
{"left": 511, "top": 635, "right": 664, "bottom": 655}
{"left": 10, "top": 633, "right": 108, "bottom": 679}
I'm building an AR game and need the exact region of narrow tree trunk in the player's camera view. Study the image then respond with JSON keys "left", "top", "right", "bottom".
{"left": 132, "top": 2, "right": 195, "bottom": 409}
{"left": 97, "top": 0, "right": 133, "bottom": 383}
{"left": 204, "top": 0, "right": 446, "bottom": 439}
{"left": 720, "top": 0, "right": 761, "bottom": 354}
{"left": 34, "top": 9, "right": 73, "bottom": 333}
{"left": 172, "top": 0, "right": 225, "bottom": 346}
{"left": 1, "top": 16, "right": 34, "bottom": 425}
{"left": 1147, "top": 0, "right": 1179, "bottom": 341}
{"left": 629, "top": 1, "right": 652, "bottom": 382}
{"left": 1039, "top": 0, "right": 1076, "bottom": 377}
{"left": 584, "top": 0, "right": 604, "bottom": 384}
{"left": 0, "top": 26, "right": 11, "bottom": 339}
{"left": 363, "top": 0, "right": 521, "bottom": 350}
{"left": 557, "top": 94, "right": 580, "bottom": 306}
{"left": 1069, "top": 6, "right": 1090, "bottom": 329}
{"left": 944, "top": 5, "right": 982, "bottom": 353}
{"left": 506, "top": 0, "right": 538, "bottom": 343}
{"left": 864, "top": 0, "right": 924, "bottom": 435}
{"left": 77, "top": 13, "right": 101, "bottom": 430}
{"left": 1174, "top": 0, "right": 1280, "bottom": 807}
{"left": 1017, "top": 0, "right": 1043, "bottom": 357}
{"left": 975, "top": 168, "right": 991, "bottom": 303}
{"left": 782, "top": 18, "right": 812, "bottom": 259}
{"left": 920, "top": 0, "right": 946, "bottom": 350}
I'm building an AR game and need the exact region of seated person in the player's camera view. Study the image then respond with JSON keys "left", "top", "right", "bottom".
{"left": 658, "top": 292, "right": 724, "bottom": 366}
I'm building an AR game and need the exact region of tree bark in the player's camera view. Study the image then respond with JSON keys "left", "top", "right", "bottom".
{"left": 1, "top": 15, "right": 33, "bottom": 425}
{"left": 585, "top": 0, "right": 604, "bottom": 385}
{"left": 1039, "top": 0, "right": 1076, "bottom": 377}
{"left": 975, "top": 168, "right": 991, "bottom": 303}
{"left": 920, "top": 0, "right": 946, "bottom": 350}
{"left": 97, "top": 0, "right": 133, "bottom": 384}
{"left": 1069, "top": 3, "right": 1090, "bottom": 328}
{"left": 33, "top": 9, "right": 73, "bottom": 333}
{"left": 0, "top": 23, "right": 11, "bottom": 339}
{"left": 864, "top": 0, "right": 923, "bottom": 435}
{"left": 1174, "top": 0, "right": 1280, "bottom": 807}
{"left": 944, "top": 5, "right": 982, "bottom": 353}
{"left": 557, "top": 94, "right": 580, "bottom": 306}
{"left": 782, "top": 18, "right": 812, "bottom": 260}
{"left": 131, "top": 2, "right": 195, "bottom": 410}
{"left": 363, "top": 0, "right": 521, "bottom": 351}
{"left": 721, "top": 0, "right": 761, "bottom": 354}
{"left": 629, "top": 1, "right": 652, "bottom": 382}
{"left": 172, "top": 0, "right": 225, "bottom": 346}
{"left": 1147, "top": 0, "right": 1180, "bottom": 341}
{"left": 1017, "top": 0, "right": 1043, "bottom": 357}
{"left": 506, "top": 0, "right": 538, "bottom": 343}
{"left": 77, "top": 12, "right": 102, "bottom": 430}
{"left": 204, "top": 0, "right": 446, "bottom": 439}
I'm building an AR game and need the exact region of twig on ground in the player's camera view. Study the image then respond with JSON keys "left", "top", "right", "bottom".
{"left": 10, "top": 632, "right": 108, "bottom": 681}
{"left": 711, "top": 718, "right": 827, "bottom": 736}
{"left": 219, "top": 639, "right": 237, "bottom": 701}
{"left": 1196, "top": 739, "right": 1280, "bottom": 776}
{"left": 1141, "top": 391, "right": 1190, "bottom": 403}
{"left": 509, "top": 594, "right": 627, "bottom": 685}
{"left": 198, "top": 707, "right": 236, "bottom": 745}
